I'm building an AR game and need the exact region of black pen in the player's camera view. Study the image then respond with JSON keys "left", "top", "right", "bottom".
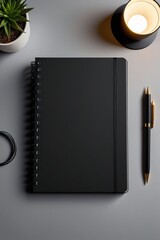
{"left": 144, "top": 87, "right": 154, "bottom": 184}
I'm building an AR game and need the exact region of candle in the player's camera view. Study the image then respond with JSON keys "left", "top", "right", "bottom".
{"left": 124, "top": 0, "right": 159, "bottom": 35}
{"left": 128, "top": 14, "right": 148, "bottom": 33}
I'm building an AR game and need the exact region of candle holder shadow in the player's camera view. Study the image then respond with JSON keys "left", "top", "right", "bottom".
{"left": 97, "top": 15, "right": 121, "bottom": 47}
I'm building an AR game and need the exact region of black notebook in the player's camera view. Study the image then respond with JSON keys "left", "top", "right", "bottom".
{"left": 31, "top": 58, "right": 128, "bottom": 193}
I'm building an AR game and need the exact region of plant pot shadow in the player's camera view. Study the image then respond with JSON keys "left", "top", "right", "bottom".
{"left": 0, "top": 51, "right": 16, "bottom": 60}
{"left": 97, "top": 15, "right": 121, "bottom": 47}
{"left": 0, "top": 51, "right": 10, "bottom": 57}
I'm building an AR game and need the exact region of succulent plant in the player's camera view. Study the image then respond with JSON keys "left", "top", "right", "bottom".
{"left": 0, "top": 0, "right": 33, "bottom": 37}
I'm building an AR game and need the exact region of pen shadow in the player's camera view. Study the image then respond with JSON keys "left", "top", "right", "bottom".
{"left": 141, "top": 92, "right": 145, "bottom": 185}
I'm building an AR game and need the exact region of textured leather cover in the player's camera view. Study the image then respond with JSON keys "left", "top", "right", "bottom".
{"left": 32, "top": 58, "right": 128, "bottom": 193}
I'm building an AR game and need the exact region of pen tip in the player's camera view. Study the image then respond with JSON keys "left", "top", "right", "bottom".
{"left": 144, "top": 87, "right": 150, "bottom": 95}
{"left": 144, "top": 174, "right": 149, "bottom": 184}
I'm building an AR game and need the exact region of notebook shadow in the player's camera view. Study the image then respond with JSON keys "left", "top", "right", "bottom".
{"left": 24, "top": 191, "right": 125, "bottom": 205}
{"left": 97, "top": 15, "right": 121, "bottom": 47}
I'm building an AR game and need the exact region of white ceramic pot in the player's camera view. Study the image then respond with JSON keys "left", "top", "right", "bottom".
{"left": 0, "top": 13, "right": 30, "bottom": 53}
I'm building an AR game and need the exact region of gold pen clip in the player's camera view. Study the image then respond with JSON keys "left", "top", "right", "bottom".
{"left": 151, "top": 101, "right": 155, "bottom": 128}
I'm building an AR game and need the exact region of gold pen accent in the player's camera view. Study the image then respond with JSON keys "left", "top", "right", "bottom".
{"left": 144, "top": 173, "right": 149, "bottom": 184}
{"left": 144, "top": 123, "right": 151, "bottom": 128}
{"left": 151, "top": 101, "right": 155, "bottom": 128}
{"left": 145, "top": 87, "right": 151, "bottom": 95}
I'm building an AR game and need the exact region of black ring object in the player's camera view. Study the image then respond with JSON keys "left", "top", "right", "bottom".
{"left": 0, "top": 131, "right": 16, "bottom": 167}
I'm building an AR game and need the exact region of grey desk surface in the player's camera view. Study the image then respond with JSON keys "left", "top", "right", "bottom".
{"left": 0, "top": 0, "right": 160, "bottom": 239}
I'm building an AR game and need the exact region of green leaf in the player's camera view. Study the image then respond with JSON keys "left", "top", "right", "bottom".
{"left": 13, "top": 15, "right": 27, "bottom": 22}
{"left": 21, "top": 4, "right": 27, "bottom": 9}
{"left": 8, "top": 0, "right": 11, "bottom": 7}
{"left": 21, "top": 1, "right": 26, "bottom": 6}
{"left": 2, "top": 3, "right": 8, "bottom": 14}
{"left": 21, "top": 8, "right": 34, "bottom": 15}
{"left": 0, "top": 10, "right": 4, "bottom": 16}
{"left": 11, "top": 1, "right": 16, "bottom": 12}
{"left": 8, "top": 24, "right": 11, "bottom": 36}
{"left": 0, "top": 18, "right": 7, "bottom": 28}
{"left": 4, "top": 23, "right": 9, "bottom": 36}
{"left": 10, "top": 10, "right": 21, "bottom": 17}
{"left": 3, "top": 14, "right": 8, "bottom": 18}
{"left": 9, "top": 19, "right": 23, "bottom": 32}
{"left": 6, "top": 3, "right": 10, "bottom": 13}
{"left": 6, "top": 1, "right": 12, "bottom": 13}
{"left": 20, "top": 0, "right": 27, "bottom": 8}
{"left": 15, "top": 0, "right": 22, "bottom": 9}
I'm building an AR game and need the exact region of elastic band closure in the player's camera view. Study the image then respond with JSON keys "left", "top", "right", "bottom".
{"left": 0, "top": 131, "right": 16, "bottom": 167}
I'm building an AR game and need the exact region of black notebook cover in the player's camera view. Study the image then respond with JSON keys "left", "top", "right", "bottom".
{"left": 31, "top": 58, "right": 128, "bottom": 193}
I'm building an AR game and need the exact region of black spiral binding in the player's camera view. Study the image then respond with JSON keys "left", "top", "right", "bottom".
{"left": 31, "top": 60, "right": 41, "bottom": 190}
